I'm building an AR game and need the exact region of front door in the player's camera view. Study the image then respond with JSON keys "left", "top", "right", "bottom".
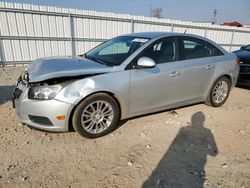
{"left": 129, "top": 37, "right": 185, "bottom": 114}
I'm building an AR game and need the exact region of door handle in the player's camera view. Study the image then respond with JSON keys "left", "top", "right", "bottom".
{"left": 206, "top": 64, "right": 215, "bottom": 70}
{"left": 169, "top": 71, "right": 181, "bottom": 77}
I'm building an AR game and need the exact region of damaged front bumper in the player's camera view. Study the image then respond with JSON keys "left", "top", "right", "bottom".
{"left": 12, "top": 77, "right": 74, "bottom": 132}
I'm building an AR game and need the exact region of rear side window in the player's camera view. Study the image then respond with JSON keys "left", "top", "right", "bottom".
{"left": 182, "top": 37, "right": 223, "bottom": 60}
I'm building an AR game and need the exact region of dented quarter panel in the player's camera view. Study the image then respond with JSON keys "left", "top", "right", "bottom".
{"left": 55, "top": 70, "right": 131, "bottom": 119}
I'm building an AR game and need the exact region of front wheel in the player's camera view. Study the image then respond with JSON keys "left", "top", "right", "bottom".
{"left": 72, "top": 93, "right": 120, "bottom": 138}
{"left": 205, "top": 77, "right": 231, "bottom": 107}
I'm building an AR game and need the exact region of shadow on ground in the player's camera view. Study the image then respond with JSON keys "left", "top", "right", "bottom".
{"left": 142, "top": 111, "right": 218, "bottom": 188}
{"left": 0, "top": 85, "right": 14, "bottom": 105}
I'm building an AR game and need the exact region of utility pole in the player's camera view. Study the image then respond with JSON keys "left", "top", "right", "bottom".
{"left": 212, "top": 9, "right": 218, "bottom": 25}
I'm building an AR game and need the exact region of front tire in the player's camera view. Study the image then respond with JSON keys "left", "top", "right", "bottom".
{"left": 205, "top": 76, "right": 231, "bottom": 107}
{"left": 72, "top": 93, "right": 120, "bottom": 138}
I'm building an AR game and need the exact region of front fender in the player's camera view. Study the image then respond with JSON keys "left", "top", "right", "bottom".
{"left": 55, "top": 71, "right": 130, "bottom": 119}
{"left": 55, "top": 78, "right": 97, "bottom": 105}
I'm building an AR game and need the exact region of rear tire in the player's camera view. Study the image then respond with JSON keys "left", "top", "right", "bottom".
{"left": 205, "top": 76, "right": 231, "bottom": 107}
{"left": 72, "top": 93, "right": 120, "bottom": 138}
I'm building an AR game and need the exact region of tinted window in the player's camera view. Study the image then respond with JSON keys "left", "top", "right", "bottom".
{"left": 140, "top": 37, "right": 178, "bottom": 64}
{"left": 182, "top": 37, "right": 223, "bottom": 60}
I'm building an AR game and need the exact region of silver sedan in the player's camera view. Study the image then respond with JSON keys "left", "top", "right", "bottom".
{"left": 13, "top": 32, "right": 239, "bottom": 138}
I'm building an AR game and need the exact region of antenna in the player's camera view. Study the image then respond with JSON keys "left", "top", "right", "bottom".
{"left": 184, "top": 25, "right": 190, "bottom": 33}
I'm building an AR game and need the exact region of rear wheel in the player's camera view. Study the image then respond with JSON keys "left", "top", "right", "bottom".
{"left": 205, "top": 77, "right": 231, "bottom": 107}
{"left": 72, "top": 93, "right": 120, "bottom": 138}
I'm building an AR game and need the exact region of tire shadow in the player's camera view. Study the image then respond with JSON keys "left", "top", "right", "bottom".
{"left": 142, "top": 111, "right": 218, "bottom": 188}
{"left": 0, "top": 85, "right": 14, "bottom": 105}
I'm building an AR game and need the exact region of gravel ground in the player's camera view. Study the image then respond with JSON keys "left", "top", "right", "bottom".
{"left": 0, "top": 66, "right": 250, "bottom": 188}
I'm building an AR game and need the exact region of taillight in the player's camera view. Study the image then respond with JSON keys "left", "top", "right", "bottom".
{"left": 236, "top": 58, "right": 241, "bottom": 65}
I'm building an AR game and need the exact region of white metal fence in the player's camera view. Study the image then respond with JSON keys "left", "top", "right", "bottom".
{"left": 1, "top": 2, "right": 250, "bottom": 65}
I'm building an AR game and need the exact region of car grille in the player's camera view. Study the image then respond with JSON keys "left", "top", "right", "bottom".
{"left": 16, "top": 71, "right": 29, "bottom": 86}
{"left": 13, "top": 88, "right": 23, "bottom": 99}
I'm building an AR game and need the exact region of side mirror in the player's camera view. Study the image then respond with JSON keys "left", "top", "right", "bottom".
{"left": 240, "top": 46, "right": 246, "bottom": 50}
{"left": 137, "top": 57, "right": 156, "bottom": 69}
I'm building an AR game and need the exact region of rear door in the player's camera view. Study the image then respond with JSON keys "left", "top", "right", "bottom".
{"left": 179, "top": 36, "right": 223, "bottom": 100}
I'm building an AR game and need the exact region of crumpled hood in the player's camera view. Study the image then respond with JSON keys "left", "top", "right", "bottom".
{"left": 27, "top": 57, "right": 115, "bottom": 83}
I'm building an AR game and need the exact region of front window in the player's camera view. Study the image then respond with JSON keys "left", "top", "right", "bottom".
{"left": 140, "top": 37, "right": 179, "bottom": 64}
{"left": 84, "top": 36, "right": 149, "bottom": 66}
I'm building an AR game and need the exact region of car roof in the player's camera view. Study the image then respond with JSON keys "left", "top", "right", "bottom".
{"left": 123, "top": 32, "right": 228, "bottom": 54}
{"left": 124, "top": 32, "right": 178, "bottom": 39}
{"left": 124, "top": 32, "right": 212, "bottom": 40}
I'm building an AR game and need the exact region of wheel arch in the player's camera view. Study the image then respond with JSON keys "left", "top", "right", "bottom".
{"left": 204, "top": 73, "right": 233, "bottom": 100}
{"left": 221, "top": 74, "right": 232, "bottom": 87}
{"left": 68, "top": 91, "right": 123, "bottom": 131}
{"left": 214, "top": 74, "right": 233, "bottom": 88}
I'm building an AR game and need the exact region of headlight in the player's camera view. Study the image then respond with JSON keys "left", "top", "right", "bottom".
{"left": 28, "top": 85, "right": 62, "bottom": 100}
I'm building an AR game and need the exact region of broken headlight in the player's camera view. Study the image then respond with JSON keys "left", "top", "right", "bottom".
{"left": 28, "top": 84, "right": 62, "bottom": 100}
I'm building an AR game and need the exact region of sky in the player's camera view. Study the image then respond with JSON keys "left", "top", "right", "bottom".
{"left": 2, "top": 0, "right": 250, "bottom": 24}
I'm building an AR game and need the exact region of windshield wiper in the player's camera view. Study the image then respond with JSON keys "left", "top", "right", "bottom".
{"left": 85, "top": 55, "right": 112, "bottom": 66}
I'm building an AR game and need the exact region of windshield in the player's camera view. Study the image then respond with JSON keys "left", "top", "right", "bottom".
{"left": 84, "top": 36, "right": 149, "bottom": 66}
{"left": 245, "top": 45, "right": 250, "bottom": 51}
